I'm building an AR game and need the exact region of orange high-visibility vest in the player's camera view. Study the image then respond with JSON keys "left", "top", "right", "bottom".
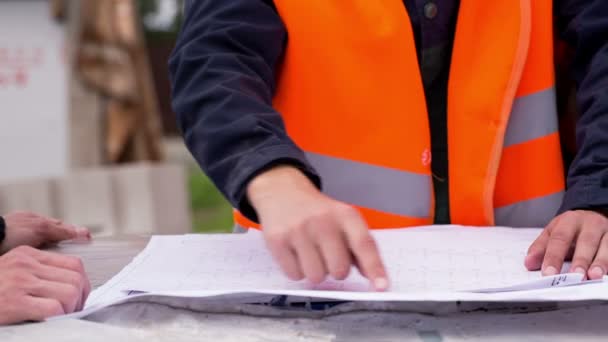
{"left": 235, "top": 0, "right": 565, "bottom": 229}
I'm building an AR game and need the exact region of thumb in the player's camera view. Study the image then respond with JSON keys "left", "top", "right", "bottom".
{"left": 525, "top": 226, "right": 551, "bottom": 271}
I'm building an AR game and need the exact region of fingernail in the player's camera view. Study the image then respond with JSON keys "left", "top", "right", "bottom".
{"left": 590, "top": 266, "right": 604, "bottom": 279}
{"left": 374, "top": 277, "right": 389, "bottom": 291}
{"left": 75, "top": 227, "right": 91, "bottom": 240}
{"left": 573, "top": 267, "right": 586, "bottom": 275}
{"left": 543, "top": 266, "right": 558, "bottom": 276}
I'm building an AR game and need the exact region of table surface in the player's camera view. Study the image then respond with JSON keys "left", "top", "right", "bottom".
{"left": 1, "top": 236, "right": 608, "bottom": 341}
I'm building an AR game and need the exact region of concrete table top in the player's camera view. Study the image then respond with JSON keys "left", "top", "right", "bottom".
{"left": 1, "top": 236, "right": 608, "bottom": 341}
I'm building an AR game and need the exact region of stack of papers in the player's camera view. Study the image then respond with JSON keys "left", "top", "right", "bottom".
{"left": 62, "top": 226, "right": 608, "bottom": 319}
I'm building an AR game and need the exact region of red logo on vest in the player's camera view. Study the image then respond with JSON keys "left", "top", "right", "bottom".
{"left": 421, "top": 148, "right": 432, "bottom": 167}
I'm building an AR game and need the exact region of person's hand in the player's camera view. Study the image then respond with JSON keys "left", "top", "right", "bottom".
{"left": 1, "top": 212, "right": 91, "bottom": 254}
{"left": 247, "top": 166, "right": 389, "bottom": 291}
{"left": 525, "top": 210, "right": 608, "bottom": 280}
{"left": 0, "top": 246, "right": 90, "bottom": 325}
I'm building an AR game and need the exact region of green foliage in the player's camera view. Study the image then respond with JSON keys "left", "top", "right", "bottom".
{"left": 188, "top": 168, "right": 233, "bottom": 233}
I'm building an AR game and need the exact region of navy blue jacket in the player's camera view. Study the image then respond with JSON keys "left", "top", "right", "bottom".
{"left": 170, "top": 1, "right": 608, "bottom": 222}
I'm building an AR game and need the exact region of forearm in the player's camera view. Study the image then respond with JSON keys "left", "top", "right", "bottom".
{"left": 170, "top": 0, "right": 320, "bottom": 221}
{"left": 556, "top": 0, "right": 608, "bottom": 212}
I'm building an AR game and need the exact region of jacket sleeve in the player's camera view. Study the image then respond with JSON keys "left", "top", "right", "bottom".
{"left": 169, "top": 0, "right": 320, "bottom": 222}
{"left": 556, "top": 0, "right": 608, "bottom": 214}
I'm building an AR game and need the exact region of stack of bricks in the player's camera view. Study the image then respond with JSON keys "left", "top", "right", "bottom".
{"left": 0, "top": 163, "right": 192, "bottom": 236}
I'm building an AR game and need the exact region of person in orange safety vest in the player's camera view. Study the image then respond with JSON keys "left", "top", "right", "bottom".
{"left": 170, "top": 1, "right": 608, "bottom": 290}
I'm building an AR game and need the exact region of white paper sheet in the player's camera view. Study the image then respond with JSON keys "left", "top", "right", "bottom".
{"left": 76, "top": 225, "right": 608, "bottom": 317}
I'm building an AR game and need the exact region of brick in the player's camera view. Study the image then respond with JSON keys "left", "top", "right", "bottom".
{"left": 53, "top": 169, "right": 117, "bottom": 236}
{"left": 0, "top": 178, "right": 56, "bottom": 217}
{"left": 112, "top": 163, "right": 192, "bottom": 234}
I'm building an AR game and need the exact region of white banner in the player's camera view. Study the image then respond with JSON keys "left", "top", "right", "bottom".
{"left": 0, "top": 1, "right": 68, "bottom": 182}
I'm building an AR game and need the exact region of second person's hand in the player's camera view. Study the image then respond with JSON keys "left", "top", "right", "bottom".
{"left": 247, "top": 166, "right": 389, "bottom": 291}
{"left": 0, "top": 212, "right": 91, "bottom": 254}
{"left": 0, "top": 246, "right": 90, "bottom": 325}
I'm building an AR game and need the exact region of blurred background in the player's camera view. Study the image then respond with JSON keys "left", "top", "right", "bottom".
{"left": 0, "top": 0, "right": 233, "bottom": 235}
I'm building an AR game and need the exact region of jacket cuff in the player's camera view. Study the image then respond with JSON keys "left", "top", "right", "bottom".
{"left": 0, "top": 215, "right": 5, "bottom": 245}
{"left": 558, "top": 177, "right": 608, "bottom": 215}
{"left": 228, "top": 145, "right": 321, "bottom": 223}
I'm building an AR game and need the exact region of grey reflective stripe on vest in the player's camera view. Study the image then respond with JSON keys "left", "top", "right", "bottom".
{"left": 504, "top": 87, "right": 558, "bottom": 147}
{"left": 305, "top": 152, "right": 432, "bottom": 218}
{"left": 494, "top": 191, "right": 564, "bottom": 228}
{"left": 233, "top": 224, "right": 248, "bottom": 233}
{"left": 497, "top": 87, "right": 562, "bottom": 227}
